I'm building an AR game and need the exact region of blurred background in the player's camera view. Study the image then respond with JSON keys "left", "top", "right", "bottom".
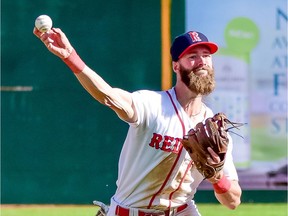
{"left": 1, "top": 0, "right": 287, "bottom": 205}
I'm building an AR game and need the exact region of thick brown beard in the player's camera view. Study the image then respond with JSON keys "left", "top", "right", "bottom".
{"left": 179, "top": 64, "right": 216, "bottom": 95}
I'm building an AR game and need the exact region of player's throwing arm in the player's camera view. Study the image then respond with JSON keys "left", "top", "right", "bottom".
{"left": 33, "top": 15, "right": 136, "bottom": 123}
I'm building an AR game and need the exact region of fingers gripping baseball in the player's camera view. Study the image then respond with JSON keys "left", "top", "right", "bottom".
{"left": 33, "top": 27, "right": 73, "bottom": 59}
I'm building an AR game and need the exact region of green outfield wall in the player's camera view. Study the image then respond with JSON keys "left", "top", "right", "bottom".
{"left": 1, "top": 0, "right": 184, "bottom": 204}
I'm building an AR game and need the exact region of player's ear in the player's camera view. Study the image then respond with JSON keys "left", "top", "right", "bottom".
{"left": 172, "top": 61, "right": 180, "bottom": 73}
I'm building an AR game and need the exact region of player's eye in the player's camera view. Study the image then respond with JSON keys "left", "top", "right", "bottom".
{"left": 188, "top": 55, "right": 197, "bottom": 60}
{"left": 203, "top": 54, "right": 211, "bottom": 58}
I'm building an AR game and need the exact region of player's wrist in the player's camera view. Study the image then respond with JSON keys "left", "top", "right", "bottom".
{"left": 212, "top": 175, "right": 231, "bottom": 194}
{"left": 207, "top": 170, "right": 223, "bottom": 184}
{"left": 62, "top": 49, "right": 86, "bottom": 74}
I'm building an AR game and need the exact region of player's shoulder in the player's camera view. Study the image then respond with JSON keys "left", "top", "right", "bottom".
{"left": 131, "top": 89, "right": 170, "bottom": 113}
{"left": 132, "top": 89, "right": 167, "bottom": 100}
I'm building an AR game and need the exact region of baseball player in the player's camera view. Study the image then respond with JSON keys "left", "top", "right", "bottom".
{"left": 34, "top": 27, "right": 242, "bottom": 216}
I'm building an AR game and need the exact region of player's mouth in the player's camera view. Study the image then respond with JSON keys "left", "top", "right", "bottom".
{"left": 193, "top": 67, "right": 208, "bottom": 77}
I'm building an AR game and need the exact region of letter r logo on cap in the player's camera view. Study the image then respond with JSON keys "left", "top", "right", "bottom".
{"left": 189, "top": 32, "right": 202, "bottom": 42}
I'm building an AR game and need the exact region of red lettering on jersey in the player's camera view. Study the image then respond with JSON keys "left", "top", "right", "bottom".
{"left": 161, "top": 135, "right": 174, "bottom": 152}
{"left": 149, "top": 133, "right": 183, "bottom": 154}
{"left": 172, "top": 138, "right": 182, "bottom": 154}
{"left": 189, "top": 31, "right": 202, "bottom": 42}
{"left": 149, "top": 133, "right": 163, "bottom": 149}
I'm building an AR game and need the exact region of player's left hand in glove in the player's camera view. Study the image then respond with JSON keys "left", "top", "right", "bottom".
{"left": 182, "top": 113, "right": 245, "bottom": 179}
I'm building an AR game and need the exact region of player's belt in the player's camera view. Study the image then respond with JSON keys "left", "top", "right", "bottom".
{"left": 115, "top": 204, "right": 188, "bottom": 216}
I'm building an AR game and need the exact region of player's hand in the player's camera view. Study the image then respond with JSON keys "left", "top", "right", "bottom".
{"left": 206, "top": 147, "right": 223, "bottom": 183}
{"left": 207, "top": 147, "right": 221, "bottom": 165}
{"left": 33, "top": 27, "right": 73, "bottom": 59}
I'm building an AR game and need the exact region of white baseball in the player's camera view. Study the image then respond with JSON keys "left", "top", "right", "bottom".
{"left": 35, "top": 15, "right": 53, "bottom": 33}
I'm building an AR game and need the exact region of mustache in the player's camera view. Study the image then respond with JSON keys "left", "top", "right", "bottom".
{"left": 193, "top": 65, "right": 211, "bottom": 72}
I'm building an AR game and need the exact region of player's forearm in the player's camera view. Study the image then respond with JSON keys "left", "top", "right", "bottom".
{"left": 62, "top": 50, "right": 124, "bottom": 106}
{"left": 214, "top": 180, "right": 242, "bottom": 209}
{"left": 60, "top": 49, "right": 117, "bottom": 103}
{"left": 74, "top": 66, "right": 114, "bottom": 103}
{"left": 74, "top": 67, "right": 136, "bottom": 122}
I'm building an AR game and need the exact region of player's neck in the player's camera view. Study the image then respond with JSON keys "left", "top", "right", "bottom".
{"left": 174, "top": 85, "right": 203, "bottom": 117}
{"left": 183, "top": 100, "right": 203, "bottom": 118}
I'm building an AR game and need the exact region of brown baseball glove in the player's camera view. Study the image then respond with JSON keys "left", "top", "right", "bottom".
{"left": 182, "top": 113, "right": 244, "bottom": 179}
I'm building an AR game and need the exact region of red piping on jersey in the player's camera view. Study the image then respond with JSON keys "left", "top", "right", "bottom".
{"left": 166, "top": 90, "right": 186, "bottom": 137}
{"left": 147, "top": 90, "right": 187, "bottom": 209}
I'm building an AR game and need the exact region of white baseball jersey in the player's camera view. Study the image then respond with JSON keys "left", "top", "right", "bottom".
{"left": 109, "top": 87, "right": 238, "bottom": 211}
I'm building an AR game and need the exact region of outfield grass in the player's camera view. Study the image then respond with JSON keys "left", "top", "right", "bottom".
{"left": 198, "top": 203, "right": 287, "bottom": 216}
{"left": 1, "top": 203, "right": 287, "bottom": 216}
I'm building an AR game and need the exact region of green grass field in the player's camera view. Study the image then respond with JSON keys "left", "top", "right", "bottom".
{"left": 1, "top": 203, "right": 287, "bottom": 216}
